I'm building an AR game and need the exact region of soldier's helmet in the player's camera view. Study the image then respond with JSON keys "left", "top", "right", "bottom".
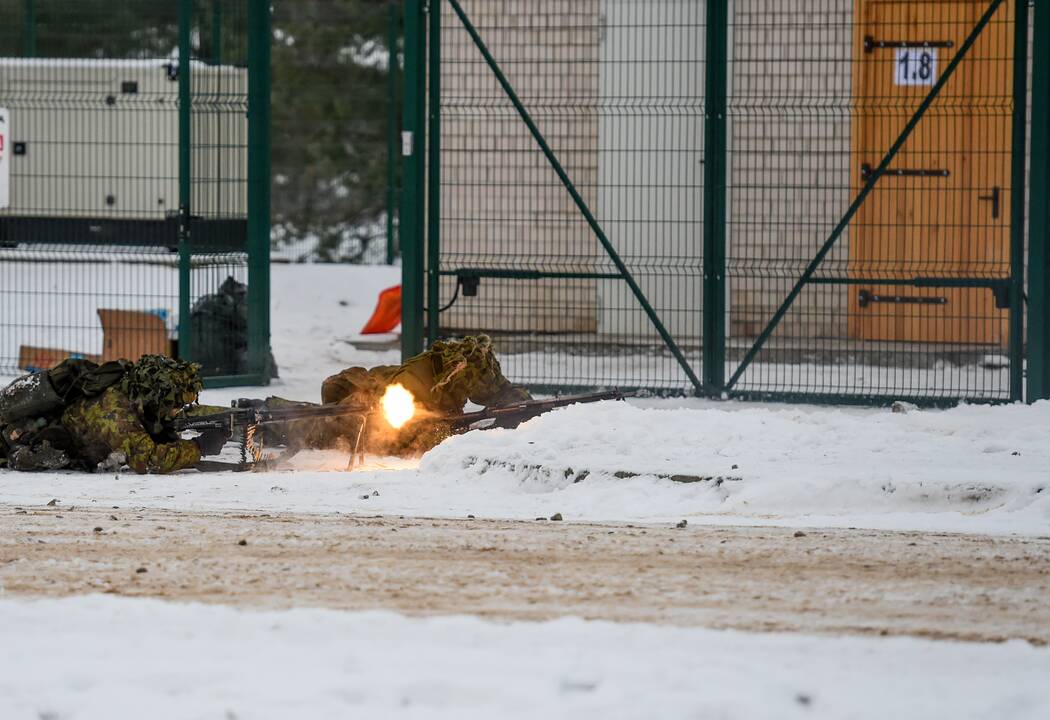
{"left": 120, "top": 355, "right": 203, "bottom": 418}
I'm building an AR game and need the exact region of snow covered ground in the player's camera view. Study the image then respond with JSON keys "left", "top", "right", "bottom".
{"left": 1, "top": 595, "right": 1047, "bottom": 720}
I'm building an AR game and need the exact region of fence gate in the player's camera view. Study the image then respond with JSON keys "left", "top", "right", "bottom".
{"left": 0, "top": 0, "right": 270, "bottom": 386}
{"left": 402, "top": 0, "right": 1046, "bottom": 404}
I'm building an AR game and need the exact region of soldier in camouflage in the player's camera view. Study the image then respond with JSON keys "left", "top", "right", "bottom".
{"left": 1, "top": 355, "right": 226, "bottom": 474}
{"left": 277, "top": 334, "right": 531, "bottom": 456}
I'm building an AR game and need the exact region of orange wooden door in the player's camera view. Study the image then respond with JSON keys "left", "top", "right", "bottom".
{"left": 849, "top": 0, "right": 1012, "bottom": 344}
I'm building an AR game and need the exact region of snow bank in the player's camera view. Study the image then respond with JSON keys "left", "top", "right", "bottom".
{"left": 417, "top": 398, "right": 1050, "bottom": 533}
{"left": 0, "top": 595, "right": 1046, "bottom": 720}
{"left": 0, "top": 398, "right": 1046, "bottom": 535}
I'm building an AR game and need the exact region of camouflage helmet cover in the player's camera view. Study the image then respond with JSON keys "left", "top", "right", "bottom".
{"left": 120, "top": 355, "right": 203, "bottom": 422}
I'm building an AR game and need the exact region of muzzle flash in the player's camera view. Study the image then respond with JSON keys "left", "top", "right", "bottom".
{"left": 381, "top": 383, "right": 416, "bottom": 429}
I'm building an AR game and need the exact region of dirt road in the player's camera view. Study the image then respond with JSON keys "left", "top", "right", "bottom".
{"left": 2, "top": 504, "right": 1048, "bottom": 644}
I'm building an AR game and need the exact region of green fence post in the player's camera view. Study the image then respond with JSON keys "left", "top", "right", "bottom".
{"left": 702, "top": 0, "right": 728, "bottom": 398}
{"left": 1029, "top": 0, "right": 1050, "bottom": 402}
{"left": 22, "top": 0, "right": 36, "bottom": 58}
{"left": 426, "top": 0, "right": 441, "bottom": 346}
{"left": 400, "top": 0, "right": 426, "bottom": 360}
{"left": 212, "top": 0, "right": 223, "bottom": 65}
{"left": 1009, "top": 0, "right": 1028, "bottom": 402}
{"left": 387, "top": 1, "right": 401, "bottom": 266}
{"left": 247, "top": 0, "right": 272, "bottom": 380}
{"left": 177, "top": 0, "right": 193, "bottom": 363}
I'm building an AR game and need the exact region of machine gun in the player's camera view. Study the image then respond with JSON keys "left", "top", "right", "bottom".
{"left": 174, "top": 399, "right": 374, "bottom": 469}
{"left": 180, "top": 389, "right": 628, "bottom": 472}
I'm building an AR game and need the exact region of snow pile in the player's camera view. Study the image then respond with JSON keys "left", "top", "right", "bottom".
{"left": 418, "top": 398, "right": 1050, "bottom": 532}
{"left": 1, "top": 595, "right": 1047, "bottom": 720}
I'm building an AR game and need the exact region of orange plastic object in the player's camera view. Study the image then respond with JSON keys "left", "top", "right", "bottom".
{"left": 360, "top": 285, "right": 402, "bottom": 334}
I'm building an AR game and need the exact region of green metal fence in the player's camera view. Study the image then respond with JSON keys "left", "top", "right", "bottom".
{"left": 403, "top": 0, "right": 1049, "bottom": 404}
{"left": 0, "top": 0, "right": 270, "bottom": 385}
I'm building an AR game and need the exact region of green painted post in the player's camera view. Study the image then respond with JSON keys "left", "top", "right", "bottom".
{"left": 1008, "top": 0, "right": 1028, "bottom": 402}
{"left": 386, "top": 1, "right": 400, "bottom": 265}
{"left": 212, "top": 0, "right": 223, "bottom": 65}
{"left": 247, "top": 0, "right": 272, "bottom": 380}
{"left": 1028, "top": 0, "right": 1050, "bottom": 401}
{"left": 400, "top": 0, "right": 426, "bottom": 360}
{"left": 177, "top": 0, "right": 193, "bottom": 363}
{"left": 702, "top": 0, "right": 728, "bottom": 397}
{"left": 426, "top": 0, "right": 441, "bottom": 346}
{"left": 23, "top": 0, "right": 36, "bottom": 58}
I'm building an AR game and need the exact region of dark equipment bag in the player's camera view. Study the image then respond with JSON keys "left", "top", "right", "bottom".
{"left": 0, "top": 358, "right": 129, "bottom": 424}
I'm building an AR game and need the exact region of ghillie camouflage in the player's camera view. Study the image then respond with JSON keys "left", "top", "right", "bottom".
{"left": 275, "top": 335, "right": 532, "bottom": 458}
{"left": 61, "top": 386, "right": 202, "bottom": 474}
{"left": 323, "top": 335, "right": 531, "bottom": 413}
{"left": 119, "top": 355, "right": 204, "bottom": 435}
{"left": 1, "top": 355, "right": 205, "bottom": 474}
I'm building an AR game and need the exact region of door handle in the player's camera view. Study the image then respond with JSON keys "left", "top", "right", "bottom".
{"left": 977, "top": 186, "right": 1000, "bottom": 220}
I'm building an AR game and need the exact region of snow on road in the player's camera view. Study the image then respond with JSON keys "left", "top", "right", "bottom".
{"left": 0, "top": 595, "right": 1047, "bottom": 720}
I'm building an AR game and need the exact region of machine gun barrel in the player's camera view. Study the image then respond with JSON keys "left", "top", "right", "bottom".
{"left": 445, "top": 390, "right": 628, "bottom": 432}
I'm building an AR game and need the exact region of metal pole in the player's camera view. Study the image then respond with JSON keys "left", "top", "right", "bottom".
{"left": 386, "top": 1, "right": 400, "bottom": 265}
{"left": 247, "top": 0, "right": 272, "bottom": 381}
{"left": 23, "top": 0, "right": 36, "bottom": 58}
{"left": 1008, "top": 0, "right": 1028, "bottom": 402}
{"left": 400, "top": 0, "right": 426, "bottom": 360}
{"left": 426, "top": 0, "right": 441, "bottom": 346}
{"left": 212, "top": 0, "right": 223, "bottom": 65}
{"left": 1028, "top": 0, "right": 1050, "bottom": 401}
{"left": 702, "top": 0, "right": 728, "bottom": 397}
{"left": 446, "top": 0, "right": 703, "bottom": 392}
{"left": 177, "top": 0, "right": 193, "bottom": 363}
{"left": 727, "top": 0, "right": 1006, "bottom": 391}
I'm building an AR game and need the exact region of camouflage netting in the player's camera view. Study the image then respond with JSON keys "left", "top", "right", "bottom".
{"left": 119, "top": 355, "right": 203, "bottom": 433}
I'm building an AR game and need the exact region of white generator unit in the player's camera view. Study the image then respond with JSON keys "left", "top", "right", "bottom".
{"left": 0, "top": 58, "right": 247, "bottom": 249}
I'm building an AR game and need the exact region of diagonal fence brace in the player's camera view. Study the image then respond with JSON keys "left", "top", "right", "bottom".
{"left": 726, "top": 0, "right": 1005, "bottom": 391}
{"left": 445, "top": 0, "right": 703, "bottom": 393}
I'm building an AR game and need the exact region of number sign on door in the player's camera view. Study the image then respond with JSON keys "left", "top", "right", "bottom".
{"left": 894, "top": 48, "right": 937, "bottom": 86}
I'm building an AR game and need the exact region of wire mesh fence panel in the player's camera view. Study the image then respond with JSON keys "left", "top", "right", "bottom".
{"left": 0, "top": 0, "right": 266, "bottom": 382}
{"left": 424, "top": 0, "right": 1030, "bottom": 402}
{"left": 433, "top": 0, "right": 707, "bottom": 394}
{"left": 0, "top": 1, "right": 183, "bottom": 376}
{"left": 723, "top": 0, "right": 1023, "bottom": 403}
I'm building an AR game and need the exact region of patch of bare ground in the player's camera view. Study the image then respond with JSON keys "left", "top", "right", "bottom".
{"left": 2, "top": 505, "right": 1048, "bottom": 644}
